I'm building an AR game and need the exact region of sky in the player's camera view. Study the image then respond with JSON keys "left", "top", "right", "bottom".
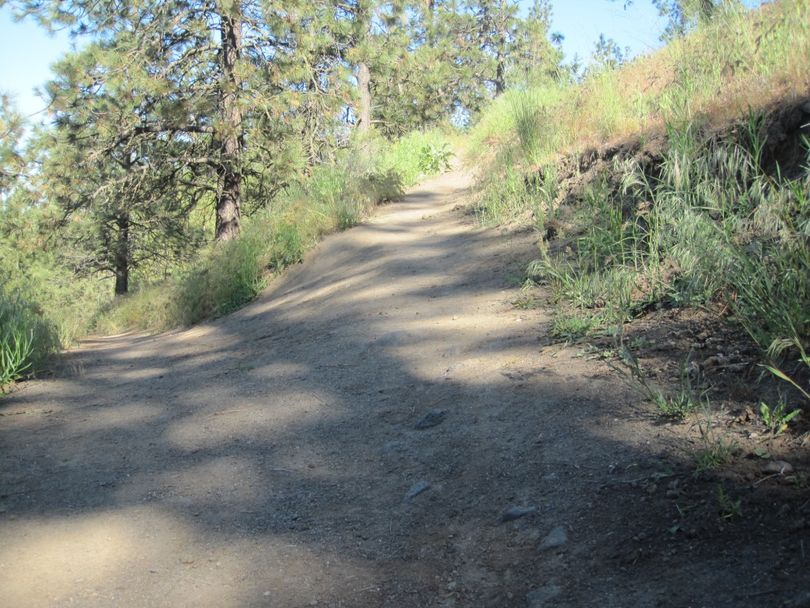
{"left": 0, "top": 9, "right": 73, "bottom": 120}
{"left": 0, "top": 1, "right": 762, "bottom": 121}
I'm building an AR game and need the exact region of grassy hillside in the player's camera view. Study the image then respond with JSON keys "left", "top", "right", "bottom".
{"left": 467, "top": 0, "right": 810, "bottom": 413}
{"left": 470, "top": 1, "right": 809, "bottom": 171}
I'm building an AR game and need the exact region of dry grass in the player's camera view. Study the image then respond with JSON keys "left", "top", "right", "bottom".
{"left": 469, "top": 0, "right": 810, "bottom": 166}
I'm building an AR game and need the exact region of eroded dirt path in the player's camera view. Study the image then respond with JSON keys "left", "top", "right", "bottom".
{"left": 1, "top": 171, "right": 807, "bottom": 607}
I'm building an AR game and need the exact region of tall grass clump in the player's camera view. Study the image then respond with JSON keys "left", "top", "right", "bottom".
{"left": 476, "top": 161, "right": 557, "bottom": 229}
{"left": 530, "top": 125, "right": 810, "bottom": 354}
{"left": 0, "top": 284, "right": 59, "bottom": 388}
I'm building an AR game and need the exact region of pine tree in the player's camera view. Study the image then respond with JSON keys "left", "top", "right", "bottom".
{"left": 0, "top": 94, "right": 25, "bottom": 196}
{"left": 13, "top": 0, "right": 324, "bottom": 242}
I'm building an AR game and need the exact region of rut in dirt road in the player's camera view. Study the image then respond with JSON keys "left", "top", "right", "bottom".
{"left": 1, "top": 171, "right": 804, "bottom": 608}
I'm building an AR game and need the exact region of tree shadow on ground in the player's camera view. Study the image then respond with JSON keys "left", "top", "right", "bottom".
{"left": 1, "top": 175, "right": 808, "bottom": 608}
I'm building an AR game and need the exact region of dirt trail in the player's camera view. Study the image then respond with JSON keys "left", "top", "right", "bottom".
{"left": 1, "top": 171, "right": 806, "bottom": 607}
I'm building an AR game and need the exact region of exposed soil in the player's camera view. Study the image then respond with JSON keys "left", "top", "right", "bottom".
{"left": 1, "top": 170, "right": 808, "bottom": 607}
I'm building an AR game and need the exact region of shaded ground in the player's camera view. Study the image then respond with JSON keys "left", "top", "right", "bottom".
{"left": 1, "top": 171, "right": 808, "bottom": 607}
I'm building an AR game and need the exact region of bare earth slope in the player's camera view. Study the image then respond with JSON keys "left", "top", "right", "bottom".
{"left": 1, "top": 171, "right": 807, "bottom": 607}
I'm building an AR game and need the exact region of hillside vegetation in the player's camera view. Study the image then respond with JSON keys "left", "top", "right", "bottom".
{"left": 5, "top": 0, "right": 550, "bottom": 387}
{"left": 469, "top": 0, "right": 809, "bottom": 411}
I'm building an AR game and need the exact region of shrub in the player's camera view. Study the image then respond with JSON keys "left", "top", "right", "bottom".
{"left": 0, "top": 284, "right": 59, "bottom": 388}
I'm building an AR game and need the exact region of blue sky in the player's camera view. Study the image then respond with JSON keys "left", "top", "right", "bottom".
{"left": 0, "top": 1, "right": 761, "bottom": 120}
{"left": 0, "top": 9, "right": 73, "bottom": 119}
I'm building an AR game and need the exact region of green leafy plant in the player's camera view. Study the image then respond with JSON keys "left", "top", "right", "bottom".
{"left": 759, "top": 400, "right": 801, "bottom": 436}
{"left": 417, "top": 142, "right": 453, "bottom": 174}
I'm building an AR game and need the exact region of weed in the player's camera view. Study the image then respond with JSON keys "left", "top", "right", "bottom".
{"left": 694, "top": 418, "right": 735, "bottom": 473}
{"left": 508, "top": 89, "right": 547, "bottom": 163}
{"left": 656, "top": 388, "right": 702, "bottom": 420}
{"left": 0, "top": 285, "right": 59, "bottom": 388}
{"left": 762, "top": 339, "right": 810, "bottom": 405}
{"left": 513, "top": 279, "right": 539, "bottom": 310}
{"left": 0, "top": 329, "right": 33, "bottom": 388}
{"left": 759, "top": 400, "right": 801, "bottom": 437}
{"left": 418, "top": 142, "right": 453, "bottom": 174}
{"left": 550, "top": 314, "right": 597, "bottom": 341}
{"left": 608, "top": 327, "right": 704, "bottom": 419}
{"left": 715, "top": 485, "right": 743, "bottom": 520}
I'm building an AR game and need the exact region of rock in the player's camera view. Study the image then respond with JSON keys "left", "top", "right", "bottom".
{"left": 501, "top": 505, "right": 538, "bottom": 522}
{"left": 415, "top": 409, "right": 446, "bottom": 430}
{"left": 763, "top": 460, "right": 794, "bottom": 475}
{"left": 539, "top": 526, "right": 568, "bottom": 551}
{"left": 701, "top": 355, "right": 721, "bottom": 370}
{"left": 526, "top": 584, "right": 562, "bottom": 607}
{"left": 405, "top": 480, "right": 431, "bottom": 501}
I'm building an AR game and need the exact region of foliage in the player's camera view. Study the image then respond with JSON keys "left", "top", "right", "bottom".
{"left": 93, "top": 130, "right": 446, "bottom": 333}
{"left": 759, "top": 400, "right": 801, "bottom": 436}
{"left": 0, "top": 285, "right": 59, "bottom": 388}
{"left": 0, "top": 94, "right": 25, "bottom": 196}
{"left": 418, "top": 142, "right": 454, "bottom": 175}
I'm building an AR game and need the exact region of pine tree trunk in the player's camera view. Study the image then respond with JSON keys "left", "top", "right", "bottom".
{"left": 357, "top": 62, "right": 372, "bottom": 132}
{"left": 215, "top": 3, "right": 243, "bottom": 241}
{"left": 113, "top": 212, "right": 130, "bottom": 296}
{"left": 494, "top": 55, "right": 505, "bottom": 96}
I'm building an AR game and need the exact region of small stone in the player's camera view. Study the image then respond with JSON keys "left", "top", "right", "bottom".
{"left": 539, "top": 526, "right": 568, "bottom": 550}
{"left": 415, "top": 409, "right": 446, "bottom": 430}
{"left": 526, "top": 584, "right": 562, "bottom": 607}
{"left": 405, "top": 480, "right": 431, "bottom": 501}
{"left": 501, "top": 505, "right": 537, "bottom": 522}
{"left": 763, "top": 460, "right": 794, "bottom": 475}
{"left": 702, "top": 355, "right": 721, "bottom": 369}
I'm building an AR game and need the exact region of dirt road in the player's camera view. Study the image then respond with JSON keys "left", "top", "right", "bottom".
{"left": 1, "top": 171, "right": 807, "bottom": 607}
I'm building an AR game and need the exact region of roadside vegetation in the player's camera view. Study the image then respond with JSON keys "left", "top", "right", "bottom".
{"left": 0, "top": 127, "right": 451, "bottom": 385}
{"left": 467, "top": 0, "right": 810, "bottom": 425}
{"left": 92, "top": 130, "right": 450, "bottom": 334}
{"left": 1, "top": 0, "right": 555, "bottom": 386}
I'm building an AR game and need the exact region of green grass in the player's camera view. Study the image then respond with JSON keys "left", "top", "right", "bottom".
{"left": 0, "top": 285, "right": 60, "bottom": 388}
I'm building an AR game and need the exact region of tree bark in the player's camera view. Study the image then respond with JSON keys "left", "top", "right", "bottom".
{"left": 113, "top": 212, "right": 130, "bottom": 295}
{"left": 494, "top": 54, "right": 505, "bottom": 96}
{"left": 494, "top": 0, "right": 507, "bottom": 96}
{"left": 357, "top": 62, "right": 372, "bottom": 132}
{"left": 214, "top": 2, "right": 243, "bottom": 241}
